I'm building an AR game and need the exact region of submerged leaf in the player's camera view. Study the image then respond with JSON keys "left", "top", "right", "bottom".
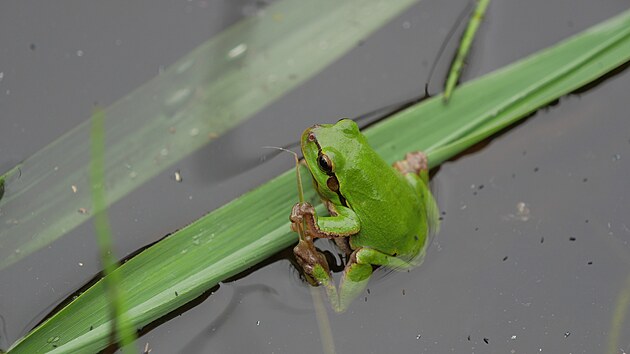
{"left": 0, "top": 0, "right": 418, "bottom": 269}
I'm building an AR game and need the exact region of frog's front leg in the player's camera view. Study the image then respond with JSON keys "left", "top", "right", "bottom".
{"left": 290, "top": 202, "right": 360, "bottom": 239}
{"left": 290, "top": 202, "right": 360, "bottom": 286}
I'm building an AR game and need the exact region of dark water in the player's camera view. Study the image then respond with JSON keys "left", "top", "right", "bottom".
{"left": 1, "top": 1, "right": 630, "bottom": 353}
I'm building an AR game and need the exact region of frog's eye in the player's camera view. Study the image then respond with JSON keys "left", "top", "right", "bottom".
{"left": 317, "top": 153, "right": 334, "bottom": 175}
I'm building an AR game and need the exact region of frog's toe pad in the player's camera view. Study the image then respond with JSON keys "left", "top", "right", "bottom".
{"left": 393, "top": 151, "right": 428, "bottom": 174}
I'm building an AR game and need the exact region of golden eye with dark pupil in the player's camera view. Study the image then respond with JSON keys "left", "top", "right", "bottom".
{"left": 317, "top": 153, "right": 333, "bottom": 175}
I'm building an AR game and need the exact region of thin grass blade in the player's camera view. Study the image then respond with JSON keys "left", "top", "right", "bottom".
{"left": 443, "top": 0, "right": 491, "bottom": 102}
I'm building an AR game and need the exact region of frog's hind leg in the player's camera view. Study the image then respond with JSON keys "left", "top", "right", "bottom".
{"left": 393, "top": 151, "right": 440, "bottom": 233}
{"left": 332, "top": 247, "right": 418, "bottom": 312}
{"left": 393, "top": 151, "right": 429, "bottom": 184}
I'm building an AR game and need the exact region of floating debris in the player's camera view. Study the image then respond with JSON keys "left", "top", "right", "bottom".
{"left": 507, "top": 202, "right": 530, "bottom": 221}
{"left": 174, "top": 170, "right": 182, "bottom": 182}
{"left": 71, "top": 185, "right": 78, "bottom": 193}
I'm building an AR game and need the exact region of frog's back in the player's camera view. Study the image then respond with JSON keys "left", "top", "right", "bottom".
{"left": 341, "top": 146, "right": 428, "bottom": 258}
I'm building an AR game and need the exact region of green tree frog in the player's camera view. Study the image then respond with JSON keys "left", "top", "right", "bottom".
{"left": 290, "top": 119, "right": 439, "bottom": 312}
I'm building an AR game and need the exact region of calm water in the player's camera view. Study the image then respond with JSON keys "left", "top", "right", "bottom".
{"left": 1, "top": 1, "right": 629, "bottom": 353}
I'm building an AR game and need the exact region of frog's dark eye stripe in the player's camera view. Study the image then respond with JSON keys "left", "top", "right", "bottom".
{"left": 326, "top": 176, "right": 339, "bottom": 192}
{"left": 318, "top": 153, "right": 334, "bottom": 175}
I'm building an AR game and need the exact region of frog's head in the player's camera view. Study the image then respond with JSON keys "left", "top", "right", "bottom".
{"left": 300, "top": 119, "right": 364, "bottom": 206}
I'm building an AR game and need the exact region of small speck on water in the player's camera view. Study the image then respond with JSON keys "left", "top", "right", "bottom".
{"left": 564, "top": 331, "right": 570, "bottom": 338}
{"left": 503, "top": 256, "right": 508, "bottom": 261}
{"left": 364, "top": 296, "right": 368, "bottom": 302}
{"left": 533, "top": 167, "right": 539, "bottom": 172}
{"left": 415, "top": 334, "right": 421, "bottom": 340}
{"left": 540, "top": 236, "right": 545, "bottom": 244}
{"left": 511, "top": 335, "right": 517, "bottom": 340}
{"left": 483, "top": 337, "right": 489, "bottom": 344}
{"left": 569, "top": 236, "right": 576, "bottom": 241}
{"left": 175, "top": 291, "right": 178, "bottom": 296}
{"left": 30, "top": 43, "right": 36, "bottom": 50}
{"left": 256, "top": 320, "right": 260, "bottom": 326}
{"left": 612, "top": 153, "right": 621, "bottom": 161}
{"left": 78, "top": 208, "right": 88, "bottom": 214}
{"left": 402, "top": 289, "right": 406, "bottom": 295}
{"left": 76, "top": 49, "right": 84, "bottom": 57}
{"left": 474, "top": 227, "right": 479, "bottom": 231}
{"left": 71, "top": 185, "right": 78, "bottom": 193}
{"left": 90, "top": 325, "right": 93, "bottom": 331}
{"left": 78, "top": 262, "right": 83, "bottom": 267}
{"left": 367, "top": 288, "right": 370, "bottom": 294}
{"left": 174, "top": 170, "right": 182, "bottom": 182}
{"left": 583, "top": 178, "right": 588, "bottom": 183}
{"left": 587, "top": 261, "right": 593, "bottom": 265}
{"left": 467, "top": 335, "right": 471, "bottom": 341}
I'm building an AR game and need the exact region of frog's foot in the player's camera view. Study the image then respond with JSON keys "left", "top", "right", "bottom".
{"left": 293, "top": 239, "right": 331, "bottom": 286}
{"left": 290, "top": 202, "right": 315, "bottom": 233}
{"left": 393, "top": 151, "right": 428, "bottom": 175}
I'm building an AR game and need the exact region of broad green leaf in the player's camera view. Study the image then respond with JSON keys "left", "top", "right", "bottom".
{"left": 8, "top": 8, "right": 630, "bottom": 354}
{"left": 0, "top": 0, "right": 418, "bottom": 269}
